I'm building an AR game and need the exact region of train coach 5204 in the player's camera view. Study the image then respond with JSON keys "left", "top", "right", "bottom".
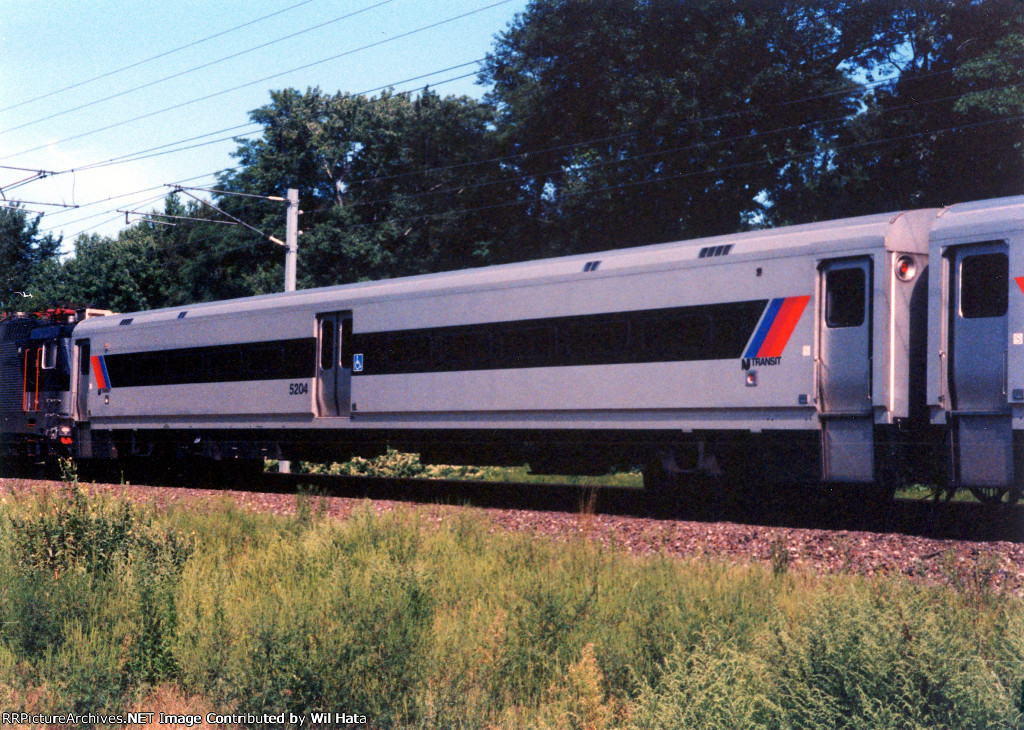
{"left": 3, "top": 195, "right": 1023, "bottom": 504}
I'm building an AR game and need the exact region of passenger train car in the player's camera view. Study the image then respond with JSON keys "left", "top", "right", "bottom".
{"left": 2, "top": 195, "right": 1021, "bottom": 502}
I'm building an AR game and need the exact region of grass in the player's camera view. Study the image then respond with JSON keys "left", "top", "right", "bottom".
{"left": 288, "top": 448, "right": 645, "bottom": 488}
{"left": 293, "top": 450, "right": 1007, "bottom": 499}
{"left": 0, "top": 476, "right": 1020, "bottom": 728}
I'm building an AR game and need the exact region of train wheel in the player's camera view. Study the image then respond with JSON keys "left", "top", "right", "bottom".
{"left": 643, "top": 453, "right": 701, "bottom": 513}
{"left": 642, "top": 454, "right": 680, "bottom": 502}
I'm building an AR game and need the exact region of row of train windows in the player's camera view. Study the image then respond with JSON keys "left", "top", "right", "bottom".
{"left": 99, "top": 339, "right": 315, "bottom": 387}
{"left": 365, "top": 310, "right": 737, "bottom": 373}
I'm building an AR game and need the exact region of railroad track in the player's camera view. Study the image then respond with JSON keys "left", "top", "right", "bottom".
{"left": 3, "top": 471, "right": 1022, "bottom": 594}
{"left": 263, "top": 472, "right": 1023, "bottom": 543}
{"left": 2, "top": 461, "right": 1019, "bottom": 542}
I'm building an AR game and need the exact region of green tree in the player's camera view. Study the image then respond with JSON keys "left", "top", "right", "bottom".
{"left": 772, "top": 0, "right": 1024, "bottom": 221}
{"left": 58, "top": 232, "right": 164, "bottom": 313}
{"left": 0, "top": 206, "right": 62, "bottom": 312}
{"left": 480, "top": 0, "right": 904, "bottom": 257}
{"left": 217, "top": 87, "right": 511, "bottom": 288}
{"left": 483, "top": 0, "right": 1024, "bottom": 251}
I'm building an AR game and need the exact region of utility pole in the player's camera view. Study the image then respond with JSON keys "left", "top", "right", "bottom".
{"left": 279, "top": 187, "right": 300, "bottom": 475}
{"left": 284, "top": 187, "right": 298, "bottom": 292}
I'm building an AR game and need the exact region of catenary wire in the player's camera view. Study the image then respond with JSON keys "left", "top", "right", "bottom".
{"left": 0, "top": 0, "right": 516, "bottom": 163}
{"left": 293, "top": 79, "right": 1024, "bottom": 218}
{"left": 40, "top": 172, "right": 225, "bottom": 234}
{"left": 41, "top": 65, "right": 487, "bottom": 235}
{"left": 0, "top": 0, "right": 323, "bottom": 115}
{"left": 0, "top": 0, "right": 404, "bottom": 136}
{"left": 45, "top": 51, "right": 1024, "bottom": 238}
{"left": 101, "top": 112, "right": 1024, "bottom": 262}
{"left": 221, "top": 113, "right": 1024, "bottom": 248}
{"left": 32, "top": 47, "right": 1022, "bottom": 207}
{"left": 64, "top": 61, "right": 485, "bottom": 174}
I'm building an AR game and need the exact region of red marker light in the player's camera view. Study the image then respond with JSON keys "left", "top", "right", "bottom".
{"left": 895, "top": 255, "right": 916, "bottom": 281}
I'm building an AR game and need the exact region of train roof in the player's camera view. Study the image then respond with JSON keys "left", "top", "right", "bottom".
{"left": 931, "top": 194, "right": 1024, "bottom": 243}
{"left": 75, "top": 198, "right": 1021, "bottom": 334}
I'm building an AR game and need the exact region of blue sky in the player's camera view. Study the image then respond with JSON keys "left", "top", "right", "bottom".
{"left": 0, "top": 0, "right": 528, "bottom": 245}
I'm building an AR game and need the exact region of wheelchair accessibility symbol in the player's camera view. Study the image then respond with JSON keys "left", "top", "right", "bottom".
{"left": 353, "top": 354, "right": 364, "bottom": 372}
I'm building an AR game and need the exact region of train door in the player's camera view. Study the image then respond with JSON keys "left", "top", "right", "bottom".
{"left": 21, "top": 342, "right": 41, "bottom": 413}
{"left": 818, "top": 257, "right": 874, "bottom": 482}
{"left": 315, "top": 311, "right": 352, "bottom": 417}
{"left": 73, "top": 339, "right": 90, "bottom": 421}
{"left": 945, "top": 242, "right": 1012, "bottom": 489}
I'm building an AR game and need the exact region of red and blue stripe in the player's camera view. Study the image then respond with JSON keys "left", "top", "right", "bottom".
{"left": 91, "top": 355, "right": 110, "bottom": 389}
{"left": 743, "top": 295, "right": 810, "bottom": 359}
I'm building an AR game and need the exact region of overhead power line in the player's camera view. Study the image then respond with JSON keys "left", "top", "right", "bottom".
{"left": 39, "top": 58, "right": 489, "bottom": 236}
{"left": 41, "top": 63, "right": 487, "bottom": 236}
{"left": 59, "top": 112, "right": 1024, "bottom": 261}
{"left": 64, "top": 59, "right": 484, "bottom": 174}
{"left": 40, "top": 48, "right": 1016, "bottom": 192}
{"left": 0, "top": 0, "right": 404, "bottom": 137}
{"left": 292, "top": 79, "right": 1024, "bottom": 220}
{"left": 30, "top": 37, "right": 1018, "bottom": 213}
{"left": 39, "top": 172, "right": 225, "bottom": 234}
{"left": 286, "top": 114, "right": 1024, "bottom": 239}
{"left": 43, "top": 49, "right": 1022, "bottom": 240}
{"left": 0, "top": 0, "right": 515, "bottom": 163}
{"left": 0, "top": 197, "right": 78, "bottom": 209}
{"left": 0, "top": 0, "right": 323, "bottom": 115}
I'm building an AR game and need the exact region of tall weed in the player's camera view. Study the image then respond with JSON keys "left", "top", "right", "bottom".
{"left": 767, "top": 582, "right": 1023, "bottom": 729}
{"left": 0, "top": 489, "right": 1020, "bottom": 728}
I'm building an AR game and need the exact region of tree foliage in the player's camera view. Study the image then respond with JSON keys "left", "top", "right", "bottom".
{"left": 0, "top": 207, "right": 61, "bottom": 313}
{"left": 773, "top": 0, "right": 1024, "bottom": 221}
{"left": 214, "top": 87, "right": 512, "bottom": 289}
{"left": 26, "top": 0, "right": 1024, "bottom": 312}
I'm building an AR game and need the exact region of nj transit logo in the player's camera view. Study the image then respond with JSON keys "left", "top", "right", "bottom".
{"left": 741, "top": 295, "right": 810, "bottom": 370}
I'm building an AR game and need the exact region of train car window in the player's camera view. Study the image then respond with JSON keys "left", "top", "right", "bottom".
{"left": 210, "top": 348, "right": 243, "bottom": 381}
{"left": 387, "top": 335, "right": 431, "bottom": 368}
{"left": 438, "top": 330, "right": 491, "bottom": 367}
{"left": 41, "top": 341, "right": 58, "bottom": 370}
{"left": 960, "top": 252, "right": 1008, "bottom": 319}
{"left": 133, "top": 354, "right": 167, "bottom": 386}
{"left": 320, "top": 324, "right": 335, "bottom": 370}
{"left": 502, "top": 326, "right": 555, "bottom": 365}
{"left": 176, "top": 351, "right": 205, "bottom": 381}
{"left": 565, "top": 320, "right": 627, "bottom": 361}
{"left": 341, "top": 318, "right": 352, "bottom": 369}
{"left": 825, "top": 268, "right": 865, "bottom": 328}
{"left": 283, "top": 338, "right": 316, "bottom": 379}
{"left": 250, "top": 345, "right": 284, "bottom": 379}
{"left": 639, "top": 314, "right": 711, "bottom": 359}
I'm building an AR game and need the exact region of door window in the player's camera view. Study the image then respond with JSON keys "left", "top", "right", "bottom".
{"left": 960, "top": 252, "right": 1007, "bottom": 319}
{"left": 825, "top": 267, "right": 865, "bottom": 328}
{"left": 320, "top": 321, "right": 335, "bottom": 370}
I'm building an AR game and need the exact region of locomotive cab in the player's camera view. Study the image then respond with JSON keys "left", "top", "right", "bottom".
{"left": 0, "top": 310, "right": 79, "bottom": 465}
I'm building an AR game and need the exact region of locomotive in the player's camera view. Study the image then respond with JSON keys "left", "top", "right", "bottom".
{"left": 2, "top": 195, "right": 1021, "bottom": 503}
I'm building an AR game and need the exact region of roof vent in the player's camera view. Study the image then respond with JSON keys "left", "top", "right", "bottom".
{"left": 583, "top": 260, "right": 601, "bottom": 272}
{"left": 177, "top": 311, "right": 188, "bottom": 319}
{"left": 119, "top": 318, "right": 133, "bottom": 326}
{"left": 699, "top": 244, "right": 733, "bottom": 259}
